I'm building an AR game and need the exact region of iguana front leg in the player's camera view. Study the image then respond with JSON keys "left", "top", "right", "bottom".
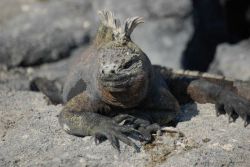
{"left": 187, "top": 79, "right": 250, "bottom": 126}
{"left": 59, "top": 93, "right": 142, "bottom": 152}
{"left": 112, "top": 86, "right": 180, "bottom": 142}
{"left": 157, "top": 66, "right": 250, "bottom": 126}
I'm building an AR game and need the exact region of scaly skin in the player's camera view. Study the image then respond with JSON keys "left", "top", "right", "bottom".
{"left": 31, "top": 10, "right": 250, "bottom": 152}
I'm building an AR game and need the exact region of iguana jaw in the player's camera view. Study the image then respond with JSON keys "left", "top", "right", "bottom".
{"left": 99, "top": 74, "right": 133, "bottom": 92}
{"left": 98, "top": 72, "right": 149, "bottom": 108}
{"left": 99, "top": 72, "right": 146, "bottom": 92}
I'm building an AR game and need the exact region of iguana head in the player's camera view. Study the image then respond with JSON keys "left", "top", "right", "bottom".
{"left": 95, "top": 10, "right": 153, "bottom": 108}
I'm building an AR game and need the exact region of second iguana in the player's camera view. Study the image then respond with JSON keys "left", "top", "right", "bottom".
{"left": 32, "top": 10, "right": 250, "bottom": 152}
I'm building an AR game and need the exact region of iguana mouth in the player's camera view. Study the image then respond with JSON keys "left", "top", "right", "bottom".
{"left": 102, "top": 80, "right": 131, "bottom": 88}
{"left": 99, "top": 73, "right": 144, "bottom": 92}
{"left": 100, "top": 75, "right": 133, "bottom": 92}
{"left": 100, "top": 74, "right": 132, "bottom": 82}
{"left": 99, "top": 72, "right": 148, "bottom": 107}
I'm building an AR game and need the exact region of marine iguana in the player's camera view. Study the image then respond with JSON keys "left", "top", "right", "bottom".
{"left": 31, "top": 10, "right": 250, "bottom": 152}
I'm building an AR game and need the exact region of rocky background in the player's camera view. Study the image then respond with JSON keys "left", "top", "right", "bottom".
{"left": 0, "top": 0, "right": 250, "bottom": 166}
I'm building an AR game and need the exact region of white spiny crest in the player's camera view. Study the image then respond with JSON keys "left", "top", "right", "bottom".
{"left": 98, "top": 10, "right": 144, "bottom": 39}
{"left": 124, "top": 16, "right": 144, "bottom": 37}
{"left": 98, "top": 10, "right": 123, "bottom": 39}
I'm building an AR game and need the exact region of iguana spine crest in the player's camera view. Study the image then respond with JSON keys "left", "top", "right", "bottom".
{"left": 98, "top": 10, "right": 144, "bottom": 39}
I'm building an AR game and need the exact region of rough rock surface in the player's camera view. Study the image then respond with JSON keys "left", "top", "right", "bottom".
{"left": 0, "top": 0, "right": 94, "bottom": 67}
{"left": 0, "top": 45, "right": 85, "bottom": 91}
{"left": 209, "top": 39, "right": 250, "bottom": 81}
{"left": 0, "top": 58, "right": 69, "bottom": 91}
{"left": 1, "top": 90, "right": 249, "bottom": 167}
{"left": 0, "top": 0, "right": 192, "bottom": 69}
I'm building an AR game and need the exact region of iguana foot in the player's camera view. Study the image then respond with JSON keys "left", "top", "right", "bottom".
{"left": 188, "top": 80, "right": 250, "bottom": 127}
{"left": 59, "top": 109, "right": 145, "bottom": 152}
{"left": 112, "top": 114, "right": 161, "bottom": 142}
{"left": 92, "top": 116, "right": 143, "bottom": 152}
{"left": 215, "top": 90, "right": 250, "bottom": 127}
{"left": 139, "top": 123, "right": 161, "bottom": 144}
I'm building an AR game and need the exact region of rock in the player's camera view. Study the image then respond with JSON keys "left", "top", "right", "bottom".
{"left": 90, "top": 0, "right": 193, "bottom": 69}
{"left": 1, "top": 90, "right": 250, "bottom": 167}
{"left": 181, "top": 0, "right": 250, "bottom": 72}
{"left": 0, "top": 0, "right": 37, "bottom": 25}
{"left": 0, "top": 66, "right": 30, "bottom": 91}
{"left": 146, "top": 0, "right": 191, "bottom": 18}
{"left": 0, "top": 57, "right": 70, "bottom": 91}
{"left": 0, "top": 0, "right": 192, "bottom": 69}
{"left": 209, "top": 39, "right": 250, "bottom": 80}
{"left": 0, "top": 45, "right": 88, "bottom": 91}
{"left": 0, "top": 0, "right": 94, "bottom": 67}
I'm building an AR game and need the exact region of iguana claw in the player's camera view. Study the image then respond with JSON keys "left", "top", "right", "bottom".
{"left": 215, "top": 90, "right": 250, "bottom": 126}
{"left": 93, "top": 117, "right": 143, "bottom": 152}
{"left": 113, "top": 114, "right": 161, "bottom": 142}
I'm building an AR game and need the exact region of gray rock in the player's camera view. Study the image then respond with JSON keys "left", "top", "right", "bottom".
{"left": 146, "top": 0, "right": 191, "bottom": 18}
{"left": 209, "top": 39, "right": 250, "bottom": 81}
{"left": 0, "top": 58, "right": 69, "bottom": 91}
{"left": 0, "top": 0, "right": 192, "bottom": 69}
{"left": 0, "top": 0, "right": 37, "bottom": 25}
{"left": 1, "top": 90, "right": 249, "bottom": 167}
{"left": 0, "top": 45, "right": 87, "bottom": 91}
{"left": 0, "top": 66, "right": 30, "bottom": 91}
{"left": 0, "top": 0, "right": 95, "bottom": 67}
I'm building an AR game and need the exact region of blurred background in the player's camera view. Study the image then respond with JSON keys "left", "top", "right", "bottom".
{"left": 0, "top": 0, "right": 250, "bottom": 91}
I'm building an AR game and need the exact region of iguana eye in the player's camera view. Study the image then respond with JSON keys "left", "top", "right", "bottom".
{"left": 123, "top": 59, "right": 133, "bottom": 69}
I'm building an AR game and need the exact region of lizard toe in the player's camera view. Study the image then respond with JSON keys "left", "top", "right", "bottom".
{"left": 224, "top": 105, "right": 238, "bottom": 123}
{"left": 138, "top": 123, "right": 161, "bottom": 143}
{"left": 218, "top": 90, "right": 250, "bottom": 126}
{"left": 215, "top": 103, "right": 226, "bottom": 116}
{"left": 115, "top": 126, "right": 145, "bottom": 141}
{"left": 109, "top": 129, "right": 140, "bottom": 152}
{"left": 105, "top": 133, "right": 121, "bottom": 152}
{"left": 244, "top": 115, "right": 250, "bottom": 127}
{"left": 94, "top": 133, "right": 107, "bottom": 145}
{"left": 112, "top": 114, "right": 136, "bottom": 125}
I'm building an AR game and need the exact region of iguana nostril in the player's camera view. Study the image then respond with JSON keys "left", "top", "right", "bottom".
{"left": 102, "top": 70, "right": 104, "bottom": 74}
{"left": 110, "top": 70, "right": 115, "bottom": 74}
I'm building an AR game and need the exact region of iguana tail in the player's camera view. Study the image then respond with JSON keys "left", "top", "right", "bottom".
{"left": 30, "top": 77, "right": 63, "bottom": 104}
